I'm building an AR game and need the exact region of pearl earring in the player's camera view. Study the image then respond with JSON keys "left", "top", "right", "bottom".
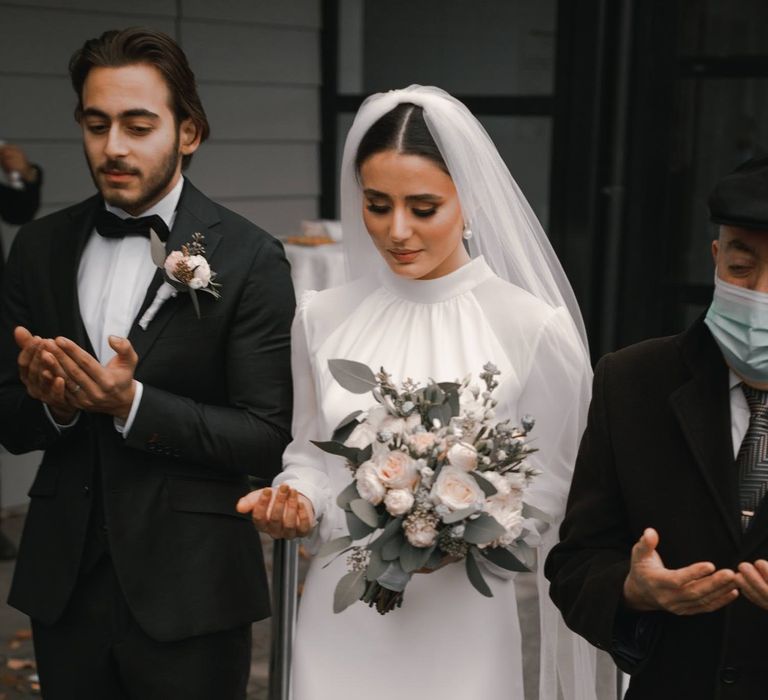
{"left": 463, "top": 223, "right": 473, "bottom": 240}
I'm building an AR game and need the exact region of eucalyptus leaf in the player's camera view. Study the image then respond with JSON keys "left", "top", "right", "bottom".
{"left": 350, "top": 498, "right": 380, "bottom": 528}
{"left": 189, "top": 288, "right": 201, "bottom": 319}
{"left": 465, "top": 550, "right": 494, "bottom": 597}
{"left": 510, "top": 541, "right": 537, "bottom": 571}
{"left": 316, "top": 535, "right": 353, "bottom": 559}
{"left": 438, "top": 382, "right": 461, "bottom": 417}
{"left": 471, "top": 472, "right": 498, "bottom": 498}
{"left": 425, "top": 547, "right": 445, "bottom": 570}
{"left": 368, "top": 516, "right": 404, "bottom": 551}
{"left": 328, "top": 359, "right": 378, "bottom": 394}
{"left": 442, "top": 507, "right": 477, "bottom": 524}
{"left": 311, "top": 440, "right": 360, "bottom": 462}
{"left": 331, "top": 410, "right": 363, "bottom": 444}
{"left": 333, "top": 569, "right": 367, "bottom": 613}
{"left": 437, "top": 381, "right": 461, "bottom": 394}
{"left": 427, "top": 403, "right": 452, "bottom": 428}
{"left": 424, "top": 384, "right": 446, "bottom": 404}
{"left": 522, "top": 502, "right": 554, "bottom": 524}
{"left": 479, "top": 545, "right": 530, "bottom": 572}
{"left": 346, "top": 510, "right": 375, "bottom": 540}
{"left": 334, "top": 410, "right": 364, "bottom": 433}
{"left": 336, "top": 481, "right": 360, "bottom": 510}
{"left": 366, "top": 548, "right": 389, "bottom": 581}
{"left": 463, "top": 513, "right": 506, "bottom": 545}
{"left": 358, "top": 444, "right": 373, "bottom": 465}
{"left": 381, "top": 532, "right": 404, "bottom": 561}
{"left": 400, "top": 541, "right": 434, "bottom": 573}
{"left": 149, "top": 228, "right": 167, "bottom": 268}
{"left": 311, "top": 440, "right": 371, "bottom": 467}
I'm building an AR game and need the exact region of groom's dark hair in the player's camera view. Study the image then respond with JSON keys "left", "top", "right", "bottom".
{"left": 69, "top": 27, "right": 210, "bottom": 169}
{"left": 355, "top": 103, "right": 449, "bottom": 176}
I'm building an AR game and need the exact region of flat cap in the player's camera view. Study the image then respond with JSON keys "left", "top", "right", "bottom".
{"left": 709, "top": 157, "right": 768, "bottom": 230}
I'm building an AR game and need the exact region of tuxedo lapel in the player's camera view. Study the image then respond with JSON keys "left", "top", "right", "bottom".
{"left": 669, "top": 320, "right": 741, "bottom": 547}
{"left": 56, "top": 196, "right": 101, "bottom": 351}
{"left": 128, "top": 180, "right": 222, "bottom": 368}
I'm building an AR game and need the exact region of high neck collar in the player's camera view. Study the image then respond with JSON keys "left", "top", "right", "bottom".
{"left": 378, "top": 256, "right": 494, "bottom": 303}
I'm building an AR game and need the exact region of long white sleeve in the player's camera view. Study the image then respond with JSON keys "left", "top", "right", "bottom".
{"left": 273, "top": 291, "right": 336, "bottom": 541}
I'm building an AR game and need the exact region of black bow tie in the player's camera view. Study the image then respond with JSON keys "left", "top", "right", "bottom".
{"left": 95, "top": 210, "right": 170, "bottom": 242}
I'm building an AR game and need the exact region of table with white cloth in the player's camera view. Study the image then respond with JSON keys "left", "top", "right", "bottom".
{"left": 283, "top": 243, "right": 346, "bottom": 299}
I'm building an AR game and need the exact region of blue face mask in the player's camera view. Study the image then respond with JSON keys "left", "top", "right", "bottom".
{"left": 705, "top": 274, "right": 768, "bottom": 383}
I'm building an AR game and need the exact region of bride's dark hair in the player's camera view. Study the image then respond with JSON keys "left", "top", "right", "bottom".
{"left": 355, "top": 103, "right": 449, "bottom": 174}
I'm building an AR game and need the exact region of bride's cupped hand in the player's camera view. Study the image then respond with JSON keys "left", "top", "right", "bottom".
{"left": 236, "top": 484, "right": 315, "bottom": 539}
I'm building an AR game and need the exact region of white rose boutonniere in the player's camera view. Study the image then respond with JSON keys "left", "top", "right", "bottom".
{"left": 139, "top": 230, "right": 221, "bottom": 330}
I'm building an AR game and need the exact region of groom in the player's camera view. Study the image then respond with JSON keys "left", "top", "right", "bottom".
{"left": 0, "top": 28, "right": 294, "bottom": 699}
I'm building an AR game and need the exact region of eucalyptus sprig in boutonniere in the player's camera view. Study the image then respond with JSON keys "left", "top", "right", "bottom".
{"left": 138, "top": 229, "right": 221, "bottom": 330}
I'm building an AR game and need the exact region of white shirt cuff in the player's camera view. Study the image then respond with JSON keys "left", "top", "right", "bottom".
{"left": 43, "top": 404, "right": 80, "bottom": 433}
{"left": 114, "top": 381, "right": 143, "bottom": 438}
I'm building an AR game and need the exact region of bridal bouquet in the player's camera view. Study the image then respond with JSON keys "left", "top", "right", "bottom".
{"left": 313, "top": 360, "right": 541, "bottom": 615}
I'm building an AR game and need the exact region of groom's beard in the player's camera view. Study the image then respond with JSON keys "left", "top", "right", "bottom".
{"left": 86, "top": 131, "right": 181, "bottom": 215}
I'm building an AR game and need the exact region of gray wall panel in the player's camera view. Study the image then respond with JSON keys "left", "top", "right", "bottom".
{"left": 220, "top": 197, "right": 318, "bottom": 237}
{"left": 201, "top": 85, "right": 319, "bottom": 141}
{"left": 0, "top": 76, "right": 79, "bottom": 140}
{"left": 186, "top": 143, "right": 318, "bottom": 199}
{"left": 182, "top": 21, "right": 319, "bottom": 85}
{"left": 0, "top": 6, "right": 175, "bottom": 76}
{"left": 14, "top": 142, "right": 93, "bottom": 205}
{"left": 182, "top": 0, "right": 320, "bottom": 27}
{"left": 8, "top": 0, "right": 175, "bottom": 15}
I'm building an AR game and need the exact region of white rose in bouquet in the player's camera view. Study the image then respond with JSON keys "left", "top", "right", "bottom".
{"left": 345, "top": 422, "right": 377, "bottom": 450}
{"left": 407, "top": 431, "right": 437, "bottom": 456}
{"left": 355, "top": 461, "right": 386, "bottom": 505}
{"left": 404, "top": 518, "right": 439, "bottom": 548}
{"left": 375, "top": 450, "right": 419, "bottom": 490}
{"left": 431, "top": 466, "right": 484, "bottom": 512}
{"left": 366, "top": 405, "right": 404, "bottom": 436}
{"left": 446, "top": 442, "right": 478, "bottom": 471}
{"left": 482, "top": 494, "right": 525, "bottom": 547}
{"left": 383, "top": 488, "right": 414, "bottom": 516}
{"left": 459, "top": 387, "right": 486, "bottom": 421}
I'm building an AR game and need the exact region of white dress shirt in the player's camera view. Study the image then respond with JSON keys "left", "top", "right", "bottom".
{"left": 47, "top": 176, "right": 184, "bottom": 437}
{"left": 730, "top": 369, "right": 750, "bottom": 457}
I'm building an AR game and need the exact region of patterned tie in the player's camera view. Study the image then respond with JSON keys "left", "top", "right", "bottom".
{"left": 737, "top": 384, "right": 768, "bottom": 530}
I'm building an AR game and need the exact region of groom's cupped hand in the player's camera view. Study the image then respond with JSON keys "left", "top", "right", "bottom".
{"left": 14, "top": 326, "right": 76, "bottom": 423}
{"left": 44, "top": 334, "right": 138, "bottom": 420}
{"left": 237, "top": 484, "right": 314, "bottom": 539}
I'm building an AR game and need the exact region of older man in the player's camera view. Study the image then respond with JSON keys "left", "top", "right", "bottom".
{"left": 547, "top": 157, "right": 768, "bottom": 699}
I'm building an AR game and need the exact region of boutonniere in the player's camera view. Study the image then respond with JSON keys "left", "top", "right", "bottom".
{"left": 138, "top": 230, "right": 221, "bottom": 330}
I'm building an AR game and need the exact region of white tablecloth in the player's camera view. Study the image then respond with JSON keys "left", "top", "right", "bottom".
{"left": 284, "top": 243, "right": 346, "bottom": 298}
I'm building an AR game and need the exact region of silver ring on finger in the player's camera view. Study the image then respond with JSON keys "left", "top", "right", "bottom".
{"left": 72, "top": 384, "right": 81, "bottom": 394}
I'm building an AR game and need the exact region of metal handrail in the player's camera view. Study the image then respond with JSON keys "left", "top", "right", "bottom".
{"left": 268, "top": 538, "right": 299, "bottom": 700}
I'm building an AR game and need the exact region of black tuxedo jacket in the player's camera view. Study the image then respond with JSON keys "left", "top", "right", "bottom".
{"left": 546, "top": 317, "right": 768, "bottom": 698}
{"left": 0, "top": 180, "right": 294, "bottom": 642}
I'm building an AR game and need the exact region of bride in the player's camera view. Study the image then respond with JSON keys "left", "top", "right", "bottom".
{"left": 238, "top": 85, "right": 603, "bottom": 699}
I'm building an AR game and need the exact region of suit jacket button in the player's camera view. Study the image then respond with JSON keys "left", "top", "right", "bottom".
{"left": 721, "top": 667, "right": 739, "bottom": 684}
{"left": 83, "top": 485, "right": 90, "bottom": 496}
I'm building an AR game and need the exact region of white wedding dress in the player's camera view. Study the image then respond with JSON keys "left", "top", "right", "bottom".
{"left": 274, "top": 256, "right": 594, "bottom": 700}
